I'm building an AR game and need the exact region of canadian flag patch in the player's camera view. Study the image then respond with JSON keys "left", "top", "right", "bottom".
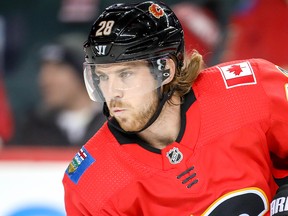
{"left": 218, "top": 61, "right": 257, "bottom": 88}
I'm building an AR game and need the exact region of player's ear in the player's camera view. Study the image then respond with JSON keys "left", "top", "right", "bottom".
{"left": 162, "top": 58, "right": 176, "bottom": 85}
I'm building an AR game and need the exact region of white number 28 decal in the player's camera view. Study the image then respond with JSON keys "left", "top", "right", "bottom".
{"left": 95, "top": 20, "right": 115, "bottom": 36}
{"left": 202, "top": 188, "right": 269, "bottom": 216}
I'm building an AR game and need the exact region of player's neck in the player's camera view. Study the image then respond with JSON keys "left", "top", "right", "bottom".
{"left": 138, "top": 95, "right": 181, "bottom": 149}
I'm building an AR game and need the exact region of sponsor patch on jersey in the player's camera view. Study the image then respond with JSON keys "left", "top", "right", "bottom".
{"left": 276, "top": 65, "right": 288, "bottom": 77}
{"left": 66, "top": 147, "right": 95, "bottom": 184}
{"left": 218, "top": 61, "right": 257, "bottom": 88}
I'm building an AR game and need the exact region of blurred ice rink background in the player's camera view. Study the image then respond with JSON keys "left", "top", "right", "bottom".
{"left": 0, "top": 147, "right": 77, "bottom": 216}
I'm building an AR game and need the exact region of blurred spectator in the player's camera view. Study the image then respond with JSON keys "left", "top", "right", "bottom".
{"left": 0, "top": 1, "right": 101, "bottom": 147}
{"left": 190, "top": 0, "right": 239, "bottom": 65}
{"left": 13, "top": 41, "right": 106, "bottom": 146}
{"left": 172, "top": 2, "right": 222, "bottom": 64}
{"left": 170, "top": 0, "right": 238, "bottom": 65}
{"left": 0, "top": 16, "right": 14, "bottom": 146}
{"left": 221, "top": 0, "right": 288, "bottom": 68}
{"left": 58, "top": 0, "right": 99, "bottom": 23}
{"left": 0, "top": 76, "right": 14, "bottom": 146}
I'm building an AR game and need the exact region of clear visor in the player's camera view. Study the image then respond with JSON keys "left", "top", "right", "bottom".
{"left": 83, "top": 59, "right": 170, "bottom": 102}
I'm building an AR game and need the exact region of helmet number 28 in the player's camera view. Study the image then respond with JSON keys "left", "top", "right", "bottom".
{"left": 95, "top": 21, "right": 115, "bottom": 36}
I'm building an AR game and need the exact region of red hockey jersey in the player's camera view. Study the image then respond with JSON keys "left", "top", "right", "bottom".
{"left": 63, "top": 59, "right": 288, "bottom": 215}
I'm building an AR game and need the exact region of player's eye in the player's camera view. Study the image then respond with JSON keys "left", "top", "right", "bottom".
{"left": 119, "top": 71, "right": 132, "bottom": 79}
{"left": 97, "top": 73, "right": 109, "bottom": 81}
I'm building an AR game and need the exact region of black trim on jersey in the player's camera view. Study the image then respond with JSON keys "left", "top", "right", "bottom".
{"left": 108, "top": 89, "right": 197, "bottom": 154}
{"left": 176, "top": 89, "right": 196, "bottom": 142}
{"left": 275, "top": 176, "right": 288, "bottom": 187}
{"left": 108, "top": 119, "right": 162, "bottom": 154}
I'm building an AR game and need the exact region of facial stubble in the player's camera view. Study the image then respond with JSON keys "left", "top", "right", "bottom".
{"left": 110, "top": 92, "right": 159, "bottom": 132}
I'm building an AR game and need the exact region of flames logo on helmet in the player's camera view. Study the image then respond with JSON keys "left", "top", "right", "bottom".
{"left": 149, "top": 3, "right": 165, "bottom": 19}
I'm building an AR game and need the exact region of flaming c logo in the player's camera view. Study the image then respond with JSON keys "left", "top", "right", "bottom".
{"left": 149, "top": 3, "right": 165, "bottom": 19}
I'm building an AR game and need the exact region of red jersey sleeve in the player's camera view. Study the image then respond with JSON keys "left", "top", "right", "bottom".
{"left": 254, "top": 59, "right": 288, "bottom": 181}
{"left": 63, "top": 174, "right": 92, "bottom": 215}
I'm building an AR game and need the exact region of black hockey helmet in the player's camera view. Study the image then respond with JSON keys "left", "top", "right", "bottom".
{"left": 84, "top": 0, "right": 184, "bottom": 68}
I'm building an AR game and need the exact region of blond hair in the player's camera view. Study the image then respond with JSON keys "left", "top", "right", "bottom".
{"left": 164, "top": 50, "right": 204, "bottom": 101}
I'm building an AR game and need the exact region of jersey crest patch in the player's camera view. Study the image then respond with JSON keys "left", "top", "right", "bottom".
{"left": 218, "top": 61, "right": 257, "bottom": 89}
{"left": 166, "top": 147, "right": 183, "bottom": 164}
{"left": 66, "top": 147, "right": 95, "bottom": 184}
{"left": 276, "top": 65, "right": 288, "bottom": 77}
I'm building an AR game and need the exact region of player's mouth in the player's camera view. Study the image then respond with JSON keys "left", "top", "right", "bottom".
{"left": 111, "top": 108, "right": 126, "bottom": 115}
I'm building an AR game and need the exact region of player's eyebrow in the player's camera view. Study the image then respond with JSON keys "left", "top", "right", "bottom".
{"left": 96, "top": 60, "right": 148, "bottom": 74}
{"left": 96, "top": 66, "right": 134, "bottom": 75}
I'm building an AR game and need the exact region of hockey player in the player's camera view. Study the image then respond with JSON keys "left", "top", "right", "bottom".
{"left": 63, "top": 1, "right": 288, "bottom": 215}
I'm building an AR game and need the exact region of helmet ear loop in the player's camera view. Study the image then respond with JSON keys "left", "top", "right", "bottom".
{"left": 161, "top": 69, "right": 171, "bottom": 83}
{"left": 149, "top": 58, "right": 171, "bottom": 99}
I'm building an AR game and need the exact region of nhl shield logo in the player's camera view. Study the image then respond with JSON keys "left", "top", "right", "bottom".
{"left": 166, "top": 147, "right": 183, "bottom": 164}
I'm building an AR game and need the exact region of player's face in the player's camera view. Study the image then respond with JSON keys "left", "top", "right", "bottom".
{"left": 96, "top": 61, "right": 159, "bottom": 131}
{"left": 109, "top": 88, "right": 159, "bottom": 132}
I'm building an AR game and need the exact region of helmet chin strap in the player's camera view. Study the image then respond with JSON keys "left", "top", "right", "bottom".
{"left": 103, "top": 87, "right": 174, "bottom": 134}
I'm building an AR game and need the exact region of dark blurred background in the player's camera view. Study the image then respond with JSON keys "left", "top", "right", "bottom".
{"left": 1, "top": 0, "right": 288, "bottom": 147}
